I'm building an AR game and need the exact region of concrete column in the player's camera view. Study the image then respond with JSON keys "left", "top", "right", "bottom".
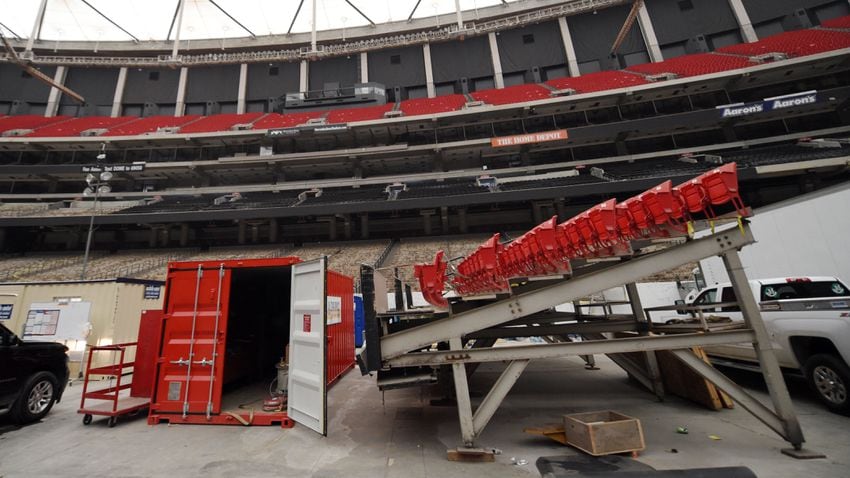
{"left": 66, "top": 229, "right": 80, "bottom": 250}
{"left": 299, "top": 60, "right": 309, "bottom": 93}
{"left": 175, "top": 67, "right": 188, "bottom": 117}
{"left": 457, "top": 208, "right": 468, "bottom": 234}
{"left": 360, "top": 214, "right": 369, "bottom": 239}
{"left": 555, "top": 199, "right": 566, "bottom": 221}
{"left": 148, "top": 228, "right": 158, "bottom": 248}
{"left": 454, "top": 0, "right": 464, "bottom": 29}
{"left": 421, "top": 210, "right": 434, "bottom": 235}
{"left": 487, "top": 32, "right": 505, "bottom": 89}
{"left": 343, "top": 215, "right": 352, "bottom": 240}
{"left": 160, "top": 226, "right": 170, "bottom": 247}
{"left": 179, "top": 223, "right": 189, "bottom": 247}
{"left": 269, "top": 218, "right": 278, "bottom": 243}
{"left": 532, "top": 202, "right": 543, "bottom": 225}
{"left": 250, "top": 224, "right": 260, "bottom": 243}
{"left": 423, "top": 44, "right": 436, "bottom": 98}
{"left": 728, "top": 0, "right": 758, "bottom": 43}
{"left": 636, "top": 2, "right": 663, "bottom": 63}
{"left": 237, "top": 63, "right": 248, "bottom": 114}
{"left": 557, "top": 17, "right": 580, "bottom": 77}
{"left": 171, "top": 0, "right": 186, "bottom": 58}
{"left": 111, "top": 67, "right": 128, "bottom": 117}
{"left": 360, "top": 52, "right": 369, "bottom": 83}
{"left": 44, "top": 66, "right": 67, "bottom": 118}
{"left": 440, "top": 207, "right": 449, "bottom": 234}
{"left": 237, "top": 220, "right": 247, "bottom": 244}
{"left": 326, "top": 217, "right": 338, "bottom": 241}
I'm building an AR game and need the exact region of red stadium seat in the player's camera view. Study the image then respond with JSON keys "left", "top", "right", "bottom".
{"left": 699, "top": 163, "right": 748, "bottom": 216}
{"left": 640, "top": 180, "right": 687, "bottom": 227}
{"left": 414, "top": 250, "right": 449, "bottom": 308}
{"left": 587, "top": 199, "right": 619, "bottom": 245}
{"left": 673, "top": 177, "right": 712, "bottom": 217}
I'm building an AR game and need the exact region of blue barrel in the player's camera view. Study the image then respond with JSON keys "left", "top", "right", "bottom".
{"left": 354, "top": 295, "right": 365, "bottom": 348}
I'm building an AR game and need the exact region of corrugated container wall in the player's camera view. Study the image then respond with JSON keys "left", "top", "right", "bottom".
{"left": 326, "top": 270, "right": 355, "bottom": 385}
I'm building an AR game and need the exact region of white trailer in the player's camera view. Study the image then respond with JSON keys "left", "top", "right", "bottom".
{"left": 700, "top": 181, "right": 850, "bottom": 286}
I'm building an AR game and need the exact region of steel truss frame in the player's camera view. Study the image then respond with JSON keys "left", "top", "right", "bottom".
{"left": 377, "top": 223, "right": 806, "bottom": 453}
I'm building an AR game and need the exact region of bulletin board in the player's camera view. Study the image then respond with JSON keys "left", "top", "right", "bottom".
{"left": 22, "top": 301, "right": 92, "bottom": 342}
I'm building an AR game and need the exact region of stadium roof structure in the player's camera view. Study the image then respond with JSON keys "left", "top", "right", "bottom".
{"left": 0, "top": 0, "right": 527, "bottom": 42}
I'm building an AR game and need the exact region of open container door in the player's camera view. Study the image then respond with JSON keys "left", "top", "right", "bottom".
{"left": 288, "top": 257, "right": 328, "bottom": 435}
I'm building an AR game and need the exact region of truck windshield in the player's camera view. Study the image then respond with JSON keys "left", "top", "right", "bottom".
{"left": 760, "top": 280, "right": 850, "bottom": 301}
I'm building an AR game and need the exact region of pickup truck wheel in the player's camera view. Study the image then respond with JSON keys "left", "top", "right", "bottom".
{"left": 10, "top": 371, "right": 59, "bottom": 424}
{"left": 805, "top": 354, "right": 850, "bottom": 414}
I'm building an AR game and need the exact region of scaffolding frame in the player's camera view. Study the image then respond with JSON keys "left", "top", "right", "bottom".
{"left": 368, "top": 223, "right": 807, "bottom": 455}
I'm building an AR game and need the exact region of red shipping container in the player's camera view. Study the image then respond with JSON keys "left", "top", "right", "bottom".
{"left": 148, "top": 257, "right": 354, "bottom": 433}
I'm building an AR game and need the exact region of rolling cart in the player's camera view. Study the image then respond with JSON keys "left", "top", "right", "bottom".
{"left": 78, "top": 342, "right": 150, "bottom": 427}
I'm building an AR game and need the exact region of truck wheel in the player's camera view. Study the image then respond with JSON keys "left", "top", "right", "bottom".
{"left": 805, "top": 354, "right": 850, "bottom": 414}
{"left": 10, "top": 372, "right": 59, "bottom": 424}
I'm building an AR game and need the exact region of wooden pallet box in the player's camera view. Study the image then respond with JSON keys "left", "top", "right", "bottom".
{"left": 563, "top": 411, "right": 645, "bottom": 456}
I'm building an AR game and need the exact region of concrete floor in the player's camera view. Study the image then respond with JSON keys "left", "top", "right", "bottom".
{"left": 1, "top": 356, "right": 849, "bottom": 477}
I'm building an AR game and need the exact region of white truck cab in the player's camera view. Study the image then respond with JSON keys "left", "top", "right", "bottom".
{"left": 692, "top": 276, "right": 850, "bottom": 414}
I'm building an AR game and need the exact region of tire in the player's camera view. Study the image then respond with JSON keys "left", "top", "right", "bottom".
{"left": 804, "top": 354, "right": 850, "bottom": 414}
{"left": 83, "top": 414, "right": 92, "bottom": 425}
{"left": 10, "top": 371, "right": 59, "bottom": 424}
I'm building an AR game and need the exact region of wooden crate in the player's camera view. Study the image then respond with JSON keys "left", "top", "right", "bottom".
{"left": 563, "top": 411, "right": 645, "bottom": 456}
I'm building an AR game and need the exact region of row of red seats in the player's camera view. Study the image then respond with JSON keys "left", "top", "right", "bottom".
{"left": 177, "top": 112, "right": 265, "bottom": 134}
{"left": 718, "top": 28, "right": 850, "bottom": 57}
{"left": 469, "top": 83, "right": 552, "bottom": 105}
{"left": 3, "top": 23, "right": 850, "bottom": 138}
{"left": 102, "top": 115, "right": 201, "bottom": 136}
{"left": 27, "top": 116, "right": 137, "bottom": 137}
{"left": 417, "top": 163, "right": 748, "bottom": 305}
{"left": 545, "top": 70, "right": 649, "bottom": 93}
{"left": 822, "top": 14, "right": 850, "bottom": 29}
{"left": 626, "top": 52, "right": 753, "bottom": 78}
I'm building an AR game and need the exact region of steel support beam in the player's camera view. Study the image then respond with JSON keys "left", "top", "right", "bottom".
{"left": 171, "top": 0, "right": 187, "bottom": 59}
{"left": 670, "top": 349, "right": 797, "bottom": 445}
{"left": 472, "top": 360, "right": 529, "bottom": 436}
{"left": 449, "top": 337, "right": 475, "bottom": 446}
{"left": 359, "top": 52, "right": 368, "bottom": 83}
{"left": 467, "top": 319, "right": 638, "bottom": 339}
{"left": 81, "top": 0, "right": 140, "bottom": 42}
{"left": 720, "top": 250, "right": 804, "bottom": 448}
{"left": 381, "top": 226, "right": 756, "bottom": 360}
{"left": 299, "top": 60, "right": 309, "bottom": 93}
{"left": 387, "top": 330, "right": 756, "bottom": 367}
{"left": 626, "top": 281, "right": 664, "bottom": 399}
{"left": 26, "top": 0, "right": 48, "bottom": 52}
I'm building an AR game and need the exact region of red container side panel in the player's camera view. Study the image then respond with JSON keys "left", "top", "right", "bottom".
{"left": 132, "top": 309, "right": 164, "bottom": 399}
{"left": 326, "top": 270, "right": 355, "bottom": 386}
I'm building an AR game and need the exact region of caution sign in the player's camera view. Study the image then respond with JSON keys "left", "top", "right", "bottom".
{"left": 491, "top": 129, "right": 568, "bottom": 148}
{"left": 303, "top": 314, "right": 312, "bottom": 333}
{"left": 327, "top": 296, "right": 342, "bottom": 325}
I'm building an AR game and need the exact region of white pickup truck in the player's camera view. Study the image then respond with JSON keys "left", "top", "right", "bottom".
{"left": 689, "top": 276, "right": 850, "bottom": 414}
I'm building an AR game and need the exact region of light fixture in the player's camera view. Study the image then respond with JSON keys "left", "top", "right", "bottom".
{"left": 99, "top": 171, "right": 113, "bottom": 182}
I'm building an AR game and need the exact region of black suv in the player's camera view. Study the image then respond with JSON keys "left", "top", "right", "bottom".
{"left": 0, "top": 323, "right": 69, "bottom": 423}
